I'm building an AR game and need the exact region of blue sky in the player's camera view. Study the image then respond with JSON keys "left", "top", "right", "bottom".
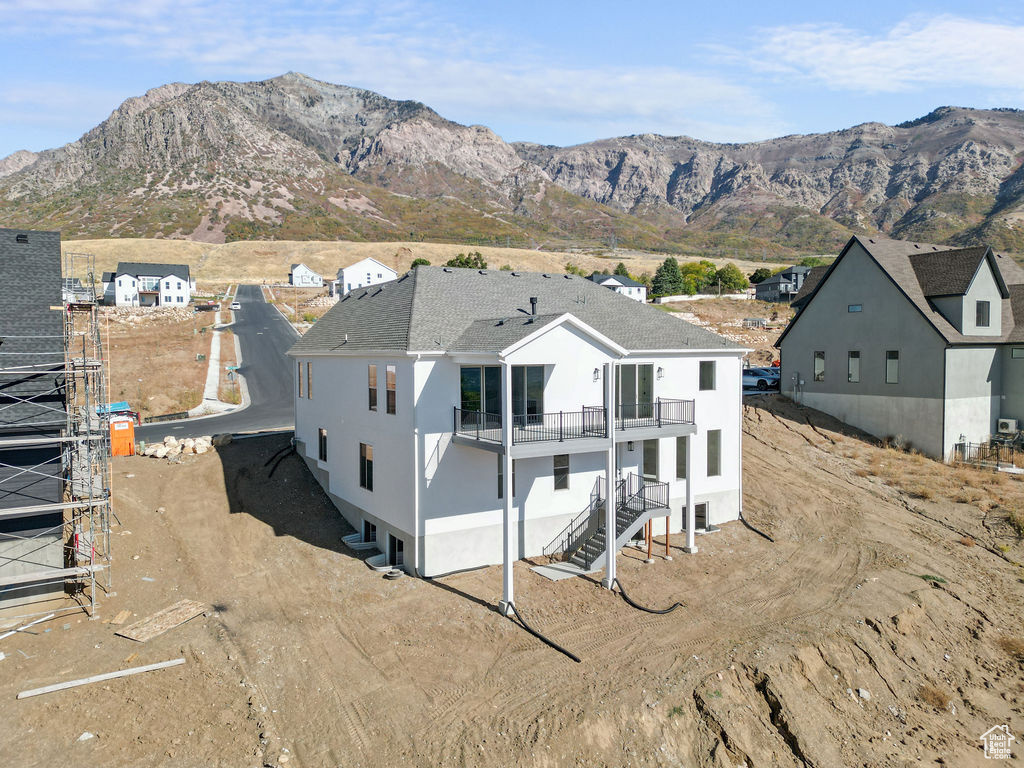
{"left": 2, "top": 0, "right": 1024, "bottom": 158}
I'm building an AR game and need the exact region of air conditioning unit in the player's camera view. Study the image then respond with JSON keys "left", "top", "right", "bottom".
{"left": 997, "top": 418, "right": 1018, "bottom": 434}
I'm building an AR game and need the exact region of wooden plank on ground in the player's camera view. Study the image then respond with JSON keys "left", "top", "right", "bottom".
{"left": 115, "top": 600, "right": 205, "bottom": 643}
{"left": 18, "top": 658, "right": 184, "bottom": 699}
{"left": 107, "top": 609, "right": 131, "bottom": 626}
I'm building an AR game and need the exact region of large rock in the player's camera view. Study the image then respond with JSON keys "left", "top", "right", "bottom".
{"left": 154, "top": 445, "right": 168, "bottom": 459}
{"left": 212, "top": 433, "right": 232, "bottom": 447}
{"left": 163, "top": 436, "right": 178, "bottom": 447}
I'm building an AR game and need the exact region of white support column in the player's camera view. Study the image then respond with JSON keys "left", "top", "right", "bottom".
{"left": 684, "top": 433, "right": 697, "bottom": 554}
{"left": 602, "top": 361, "right": 617, "bottom": 589}
{"left": 499, "top": 360, "right": 515, "bottom": 615}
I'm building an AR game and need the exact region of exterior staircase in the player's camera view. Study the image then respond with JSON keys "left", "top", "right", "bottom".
{"left": 542, "top": 473, "right": 670, "bottom": 573}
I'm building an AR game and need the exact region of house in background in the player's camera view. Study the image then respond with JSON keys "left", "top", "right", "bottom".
{"left": 289, "top": 266, "right": 745, "bottom": 607}
{"left": 289, "top": 263, "right": 323, "bottom": 287}
{"left": 587, "top": 273, "right": 648, "bottom": 302}
{"left": 754, "top": 265, "right": 811, "bottom": 302}
{"left": 777, "top": 236, "right": 1024, "bottom": 459}
{"left": 333, "top": 257, "right": 397, "bottom": 296}
{"left": 102, "top": 262, "right": 194, "bottom": 306}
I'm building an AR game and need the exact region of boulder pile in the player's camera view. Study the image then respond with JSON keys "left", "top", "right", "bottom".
{"left": 101, "top": 306, "right": 197, "bottom": 326}
{"left": 141, "top": 434, "right": 223, "bottom": 459}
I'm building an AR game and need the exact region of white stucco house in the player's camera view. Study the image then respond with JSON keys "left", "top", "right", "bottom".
{"left": 101, "top": 262, "right": 194, "bottom": 307}
{"left": 333, "top": 257, "right": 398, "bottom": 296}
{"left": 289, "top": 263, "right": 324, "bottom": 287}
{"left": 289, "top": 266, "right": 745, "bottom": 607}
{"left": 778, "top": 236, "right": 1024, "bottom": 459}
{"left": 587, "top": 272, "right": 648, "bottom": 302}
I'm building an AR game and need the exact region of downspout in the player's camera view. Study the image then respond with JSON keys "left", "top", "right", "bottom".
{"left": 941, "top": 346, "right": 948, "bottom": 461}
{"left": 412, "top": 353, "right": 421, "bottom": 577}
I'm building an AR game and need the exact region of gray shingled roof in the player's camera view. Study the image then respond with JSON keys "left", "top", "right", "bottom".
{"left": 791, "top": 266, "right": 828, "bottom": 308}
{"left": 115, "top": 262, "right": 190, "bottom": 281}
{"left": 290, "top": 266, "right": 741, "bottom": 355}
{"left": 909, "top": 246, "right": 988, "bottom": 297}
{"left": 779, "top": 236, "right": 1024, "bottom": 347}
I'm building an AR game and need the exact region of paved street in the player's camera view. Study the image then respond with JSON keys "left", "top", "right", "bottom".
{"left": 136, "top": 284, "right": 296, "bottom": 442}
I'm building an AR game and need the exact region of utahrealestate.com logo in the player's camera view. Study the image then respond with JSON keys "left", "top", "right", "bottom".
{"left": 980, "top": 725, "right": 1015, "bottom": 760}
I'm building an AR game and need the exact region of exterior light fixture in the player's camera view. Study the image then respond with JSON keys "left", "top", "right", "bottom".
{"left": 657, "top": 366, "right": 664, "bottom": 379}
{"left": 627, "top": 441, "right": 634, "bottom": 451}
{"left": 593, "top": 368, "right": 600, "bottom": 382}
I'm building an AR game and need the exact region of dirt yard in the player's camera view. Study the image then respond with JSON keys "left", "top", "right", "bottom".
{"left": 103, "top": 307, "right": 217, "bottom": 419}
{"left": 662, "top": 298, "right": 794, "bottom": 366}
{"left": 3, "top": 398, "right": 1023, "bottom": 767}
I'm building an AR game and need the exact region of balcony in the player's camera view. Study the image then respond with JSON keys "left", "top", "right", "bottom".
{"left": 616, "top": 398, "right": 695, "bottom": 431}
{"left": 452, "top": 397, "right": 695, "bottom": 453}
{"left": 454, "top": 406, "right": 607, "bottom": 446}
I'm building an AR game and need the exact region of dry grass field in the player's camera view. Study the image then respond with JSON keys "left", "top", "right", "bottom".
{"left": 3, "top": 397, "right": 1022, "bottom": 768}
{"left": 64, "top": 238, "right": 774, "bottom": 286}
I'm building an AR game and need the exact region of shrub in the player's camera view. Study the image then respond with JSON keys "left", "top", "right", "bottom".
{"left": 411, "top": 257, "right": 431, "bottom": 268}
{"left": 446, "top": 251, "right": 487, "bottom": 269}
{"left": 917, "top": 684, "right": 951, "bottom": 710}
{"left": 1008, "top": 510, "right": 1024, "bottom": 539}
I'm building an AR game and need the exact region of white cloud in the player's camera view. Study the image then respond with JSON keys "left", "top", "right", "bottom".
{"left": 751, "top": 14, "right": 1024, "bottom": 94}
{"left": 0, "top": 0, "right": 786, "bottom": 146}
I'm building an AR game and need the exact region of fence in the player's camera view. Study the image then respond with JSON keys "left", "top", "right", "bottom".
{"left": 953, "top": 441, "right": 1023, "bottom": 468}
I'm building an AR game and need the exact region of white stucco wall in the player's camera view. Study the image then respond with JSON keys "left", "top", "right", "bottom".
{"left": 337, "top": 259, "right": 398, "bottom": 296}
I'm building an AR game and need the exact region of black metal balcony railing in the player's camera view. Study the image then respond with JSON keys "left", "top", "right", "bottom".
{"left": 616, "top": 398, "right": 694, "bottom": 430}
{"left": 454, "top": 406, "right": 607, "bottom": 444}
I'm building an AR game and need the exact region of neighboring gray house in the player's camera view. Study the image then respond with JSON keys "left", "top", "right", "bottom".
{"left": 777, "top": 236, "right": 1024, "bottom": 459}
{"left": 289, "top": 263, "right": 323, "bottom": 287}
{"left": 754, "top": 265, "right": 811, "bottom": 302}
{"left": 587, "top": 273, "right": 648, "bottom": 302}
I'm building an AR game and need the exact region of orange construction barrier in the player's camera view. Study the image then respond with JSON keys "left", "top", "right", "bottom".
{"left": 110, "top": 419, "right": 135, "bottom": 457}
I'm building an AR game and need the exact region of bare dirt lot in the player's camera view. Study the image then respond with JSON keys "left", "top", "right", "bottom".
{"left": 104, "top": 307, "right": 218, "bottom": 419}
{"left": 3, "top": 398, "right": 1023, "bottom": 767}
{"left": 661, "top": 298, "right": 795, "bottom": 366}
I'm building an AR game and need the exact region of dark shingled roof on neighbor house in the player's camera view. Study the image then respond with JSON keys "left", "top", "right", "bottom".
{"left": 779, "top": 236, "right": 1024, "bottom": 347}
{"left": 588, "top": 273, "right": 644, "bottom": 288}
{"left": 289, "top": 266, "right": 741, "bottom": 355}
{"left": 790, "top": 266, "right": 828, "bottom": 309}
{"left": 115, "top": 262, "right": 190, "bottom": 281}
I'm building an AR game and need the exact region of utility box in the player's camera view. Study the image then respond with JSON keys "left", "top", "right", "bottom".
{"left": 110, "top": 418, "right": 135, "bottom": 457}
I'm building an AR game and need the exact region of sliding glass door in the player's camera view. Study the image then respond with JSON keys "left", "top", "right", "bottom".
{"left": 616, "top": 364, "right": 654, "bottom": 419}
{"left": 511, "top": 365, "right": 544, "bottom": 419}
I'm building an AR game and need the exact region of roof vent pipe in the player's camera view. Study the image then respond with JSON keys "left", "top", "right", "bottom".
{"left": 529, "top": 297, "right": 538, "bottom": 315}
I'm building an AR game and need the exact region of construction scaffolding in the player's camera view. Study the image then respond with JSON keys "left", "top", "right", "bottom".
{"left": 0, "top": 245, "right": 111, "bottom": 619}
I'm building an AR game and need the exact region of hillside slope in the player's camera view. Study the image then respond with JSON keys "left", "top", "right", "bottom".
{"left": 3, "top": 74, "right": 1024, "bottom": 255}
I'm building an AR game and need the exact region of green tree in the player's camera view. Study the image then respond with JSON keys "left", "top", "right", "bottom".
{"left": 749, "top": 267, "right": 773, "bottom": 284}
{"left": 614, "top": 262, "right": 630, "bottom": 277}
{"left": 564, "top": 261, "right": 586, "bottom": 276}
{"left": 679, "top": 260, "right": 717, "bottom": 294}
{"left": 411, "top": 257, "right": 431, "bottom": 268}
{"left": 714, "top": 263, "right": 749, "bottom": 292}
{"left": 652, "top": 257, "right": 684, "bottom": 296}
{"left": 445, "top": 251, "right": 487, "bottom": 269}
{"left": 799, "top": 256, "right": 831, "bottom": 268}
{"left": 499, "top": 264, "right": 513, "bottom": 271}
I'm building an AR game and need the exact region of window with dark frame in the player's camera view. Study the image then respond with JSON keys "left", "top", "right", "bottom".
{"left": 497, "top": 454, "right": 503, "bottom": 499}
{"left": 813, "top": 351, "right": 825, "bottom": 382}
{"left": 847, "top": 351, "right": 860, "bottom": 383}
{"left": 359, "top": 443, "right": 373, "bottom": 491}
{"left": 368, "top": 364, "right": 378, "bottom": 411}
{"left": 386, "top": 364, "right": 396, "bottom": 415}
{"left": 886, "top": 350, "right": 899, "bottom": 384}
{"left": 553, "top": 454, "right": 569, "bottom": 490}
{"left": 297, "top": 361, "right": 303, "bottom": 398}
{"left": 848, "top": 304, "right": 863, "bottom": 313}
{"left": 306, "top": 362, "right": 312, "bottom": 398}
{"left": 976, "top": 300, "right": 991, "bottom": 328}
{"left": 318, "top": 428, "right": 328, "bottom": 461}
{"left": 699, "top": 360, "right": 716, "bottom": 391}
{"left": 676, "top": 435, "right": 687, "bottom": 480}
{"left": 707, "top": 430, "right": 721, "bottom": 477}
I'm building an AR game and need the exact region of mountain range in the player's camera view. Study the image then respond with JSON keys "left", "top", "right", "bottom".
{"left": 2, "top": 72, "right": 1023, "bottom": 257}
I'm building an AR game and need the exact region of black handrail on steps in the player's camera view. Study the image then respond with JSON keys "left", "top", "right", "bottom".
{"left": 612, "top": 577, "right": 684, "bottom": 615}
{"left": 505, "top": 602, "right": 581, "bottom": 663}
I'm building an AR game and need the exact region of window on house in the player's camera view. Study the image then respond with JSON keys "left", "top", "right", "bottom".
{"left": 813, "top": 351, "right": 825, "bottom": 382}
{"left": 497, "top": 454, "right": 504, "bottom": 499}
{"left": 297, "top": 361, "right": 303, "bottom": 398}
{"left": 165, "top": 281, "right": 170, "bottom": 289}
{"left": 177, "top": 296, "right": 183, "bottom": 303}
{"left": 848, "top": 304, "right": 862, "bottom": 313}
{"left": 359, "top": 443, "right": 373, "bottom": 490}
{"left": 553, "top": 454, "right": 569, "bottom": 490}
{"left": 847, "top": 351, "right": 860, "bottom": 383}
{"left": 676, "top": 435, "right": 687, "bottom": 480}
{"left": 976, "top": 300, "right": 991, "bottom": 328}
{"left": 616, "top": 363, "right": 653, "bottom": 418}
{"left": 177, "top": 282, "right": 182, "bottom": 289}
{"left": 1013, "top": 348, "right": 1024, "bottom": 359}
{"left": 460, "top": 366, "right": 501, "bottom": 424}
{"left": 512, "top": 365, "right": 545, "bottom": 418}
{"left": 386, "top": 364, "right": 396, "bottom": 415}
{"left": 699, "top": 360, "right": 716, "bottom": 391}
{"left": 305, "top": 362, "right": 312, "bottom": 398}
{"left": 707, "top": 430, "right": 721, "bottom": 477}
{"left": 368, "top": 364, "right": 378, "bottom": 411}
{"left": 885, "top": 351, "right": 899, "bottom": 384}
{"left": 318, "top": 428, "right": 328, "bottom": 461}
